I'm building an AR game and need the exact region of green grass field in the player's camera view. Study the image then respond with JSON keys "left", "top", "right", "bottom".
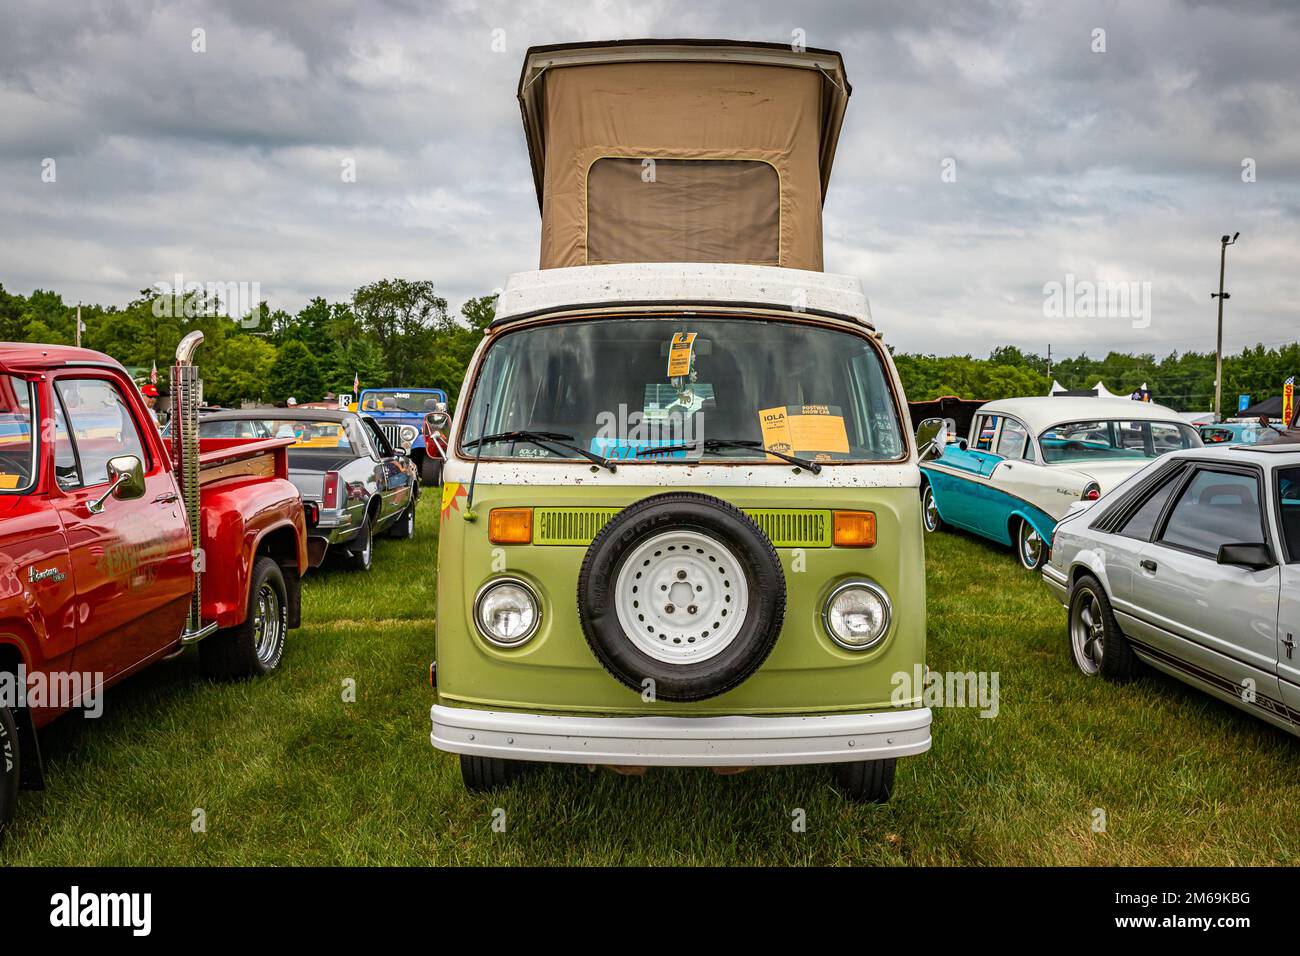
{"left": 4, "top": 494, "right": 1298, "bottom": 866}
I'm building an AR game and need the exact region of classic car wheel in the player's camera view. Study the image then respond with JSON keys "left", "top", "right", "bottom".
{"left": 459, "top": 754, "right": 531, "bottom": 792}
{"left": 0, "top": 704, "right": 18, "bottom": 837}
{"left": 388, "top": 501, "right": 416, "bottom": 539}
{"left": 421, "top": 456, "right": 443, "bottom": 486}
{"left": 577, "top": 492, "right": 786, "bottom": 702}
{"left": 1016, "top": 519, "right": 1047, "bottom": 571}
{"left": 346, "top": 518, "right": 374, "bottom": 571}
{"left": 1068, "top": 575, "right": 1137, "bottom": 681}
{"left": 832, "top": 758, "right": 896, "bottom": 803}
{"left": 199, "top": 556, "right": 289, "bottom": 679}
{"left": 921, "top": 483, "right": 944, "bottom": 533}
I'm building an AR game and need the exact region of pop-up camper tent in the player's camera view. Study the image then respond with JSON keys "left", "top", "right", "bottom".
{"left": 517, "top": 40, "right": 851, "bottom": 272}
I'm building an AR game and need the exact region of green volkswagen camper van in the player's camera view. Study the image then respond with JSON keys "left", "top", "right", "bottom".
{"left": 430, "top": 40, "right": 929, "bottom": 802}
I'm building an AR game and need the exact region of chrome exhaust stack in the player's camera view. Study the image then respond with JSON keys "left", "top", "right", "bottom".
{"left": 172, "top": 331, "right": 211, "bottom": 639}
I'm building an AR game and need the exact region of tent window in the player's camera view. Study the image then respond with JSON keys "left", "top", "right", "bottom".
{"left": 586, "top": 158, "right": 779, "bottom": 266}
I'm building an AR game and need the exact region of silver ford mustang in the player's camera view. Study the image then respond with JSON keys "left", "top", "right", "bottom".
{"left": 1043, "top": 440, "right": 1300, "bottom": 736}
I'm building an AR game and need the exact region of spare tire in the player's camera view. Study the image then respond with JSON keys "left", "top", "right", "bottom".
{"left": 577, "top": 492, "right": 786, "bottom": 702}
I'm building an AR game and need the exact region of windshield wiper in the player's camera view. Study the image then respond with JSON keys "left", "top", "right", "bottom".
{"left": 636, "top": 438, "right": 821, "bottom": 474}
{"left": 463, "top": 429, "right": 616, "bottom": 472}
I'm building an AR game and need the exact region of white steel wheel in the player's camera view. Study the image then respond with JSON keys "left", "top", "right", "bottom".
{"left": 613, "top": 530, "right": 750, "bottom": 665}
{"left": 1017, "top": 519, "right": 1046, "bottom": 570}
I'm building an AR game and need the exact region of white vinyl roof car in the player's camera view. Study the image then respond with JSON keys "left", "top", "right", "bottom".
{"left": 1044, "top": 441, "right": 1300, "bottom": 737}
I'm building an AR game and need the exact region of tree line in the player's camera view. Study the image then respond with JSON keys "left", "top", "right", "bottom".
{"left": 2, "top": 279, "right": 1296, "bottom": 413}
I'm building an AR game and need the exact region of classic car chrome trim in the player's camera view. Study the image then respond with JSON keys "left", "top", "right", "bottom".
{"left": 430, "top": 704, "right": 932, "bottom": 766}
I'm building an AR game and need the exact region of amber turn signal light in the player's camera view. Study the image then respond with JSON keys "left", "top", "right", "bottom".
{"left": 489, "top": 508, "right": 533, "bottom": 544}
{"left": 833, "top": 510, "right": 876, "bottom": 547}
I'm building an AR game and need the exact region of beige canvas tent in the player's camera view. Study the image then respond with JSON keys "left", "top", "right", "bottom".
{"left": 517, "top": 40, "right": 851, "bottom": 272}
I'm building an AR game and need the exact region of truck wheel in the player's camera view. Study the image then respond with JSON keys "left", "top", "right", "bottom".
{"left": 459, "top": 754, "right": 530, "bottom": 792}
{"left": 388, "top": 501, "right": 416, "bottom": 539}
{"left": 1069, "top": 574, "right": 1138, "bottom": 681}
{"left": 0, "top": 705, "right": 18, "bottom": 837}
{"left": 832, "top": 758, "right": 896, "bottom": 803}
{"left": 577, "top": 492, "right": 786, "bottom": 702}
{"left": 200, "top": 556, "right": 289, "bottom": 680}
{"left": 421, "top": 456, "right": 443, "bottom": 486}
{"left": 345, "top": 517, "right": 374, "bottom": 571}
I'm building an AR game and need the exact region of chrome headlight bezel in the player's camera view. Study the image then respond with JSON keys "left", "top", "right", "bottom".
{"left": 821, "top": 579, "right": 892, "bottom": 651}
{"left": 473, "top": 576, "right": 541, "bottom": 647}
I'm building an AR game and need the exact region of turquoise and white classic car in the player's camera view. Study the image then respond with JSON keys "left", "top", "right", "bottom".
{"left": 917, "top": 396, "right": 1202, "bottom": 569}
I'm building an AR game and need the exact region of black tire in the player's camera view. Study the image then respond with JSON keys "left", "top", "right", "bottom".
{"left": 460, "top": 754, "right": 530, "bottom": 792}
{"left": 388, "top": 500, "right": 416, "bottom": 539}
{"left": 576, "top": 492, "right": 786, "bottom": 702}
{"left": 345, "top": 516, "right": 374, "bottom": 571}
{"left": 1015, "top": 517, "right": 1048, "bottom": 571}
{"left": 0, "top": 705, "right": 19, "bottom": 838}
{"left": 199, "top": 556, "right": 289, "bottom": 680}
{"left": 921, "top": 481, "right": 944, "bottom": 533}
{"left": 833, "top": 758, "right": 896, "bottom": 803}
{"left": 421, "top": 456, "right": 443, "bottom": 487}
{"left": 1068, "top": 574, "right": 1138, "bottom": 681}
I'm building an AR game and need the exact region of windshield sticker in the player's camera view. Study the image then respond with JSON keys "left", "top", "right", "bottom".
{"left": 590, "top": 437, "right": 691, "bottom": 461}
{"left": 759, "top": 404, "right": 851, "bottom": 461}
{"left": 643, "top": 383, "right": 714, "bottom": 418}
{"left": 666, "top": 332, "right": 697, "bottom": 378}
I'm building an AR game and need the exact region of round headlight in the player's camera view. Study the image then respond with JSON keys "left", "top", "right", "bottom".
{"left": 400, "top": 425, "right": 418, "bottom": 443}
{"left": 474, "top": 578, "right": 540, "bottom": 647}
{"left": 823, "top": 581, "right": 891, "bottom": 650}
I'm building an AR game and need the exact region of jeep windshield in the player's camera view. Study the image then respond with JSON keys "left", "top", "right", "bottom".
{"left": 459, "top": 316, "right": 904, "bottom": 464}
{"left": 360, "top": 390, "right": 444, "bottom": 414}
{"left": 1039, "top": 419, "right": 1200, "bottom": 463}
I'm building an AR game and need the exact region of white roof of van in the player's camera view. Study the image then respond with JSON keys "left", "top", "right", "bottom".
{"left": 492, "top": 263, "right": 872, "bottom": 326}
{"left": 979, "top": 395, "right": 1189, "bottom": 434}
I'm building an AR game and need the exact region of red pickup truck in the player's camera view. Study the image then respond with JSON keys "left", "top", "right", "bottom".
{"left": 0, "top": 333, "right": 308, "bottom": 835}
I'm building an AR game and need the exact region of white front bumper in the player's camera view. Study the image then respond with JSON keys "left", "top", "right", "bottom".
{"left": 430, "top": 704, "right": 932, "bottom": 767}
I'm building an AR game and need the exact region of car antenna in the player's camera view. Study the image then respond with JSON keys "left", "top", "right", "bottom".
{"left": 463, "top": 398, "right": 491, "bottom": 522}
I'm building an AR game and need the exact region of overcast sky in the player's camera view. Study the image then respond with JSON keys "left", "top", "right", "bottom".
{"left": 2, "top": 0, "right": 1297, "bottom": 358}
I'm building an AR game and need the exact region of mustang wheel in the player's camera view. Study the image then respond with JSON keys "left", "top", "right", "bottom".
{"left": 1016, "top": 518, "right": 1047, "bottom": 571}
{"left": 199, "top": 556, "right": 288, "bottom": 679}
{"left": 1069, "top": 575, "right": 1137, "bottom": 681}
{"left": 832, "top": 758, "right": 896, "bottom": 803}
{"left": 0, "top": 704, "right": 18, "bottom": 837}
{"left": 577, "top": 492, "right": 786, "bottom": 702}
{"left": 921, "top": 482, "right": 944, "bottom": 533}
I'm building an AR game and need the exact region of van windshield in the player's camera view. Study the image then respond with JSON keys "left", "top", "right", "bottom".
{"left": 459, "top": 317, "right": 904, "bottom": 463}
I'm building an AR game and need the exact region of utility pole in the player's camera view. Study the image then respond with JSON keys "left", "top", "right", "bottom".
{"left": 1211, "top": 232, "right": 1239, "bottom": 422}
{"left": 1046, "top": 344, "right": 1052, "bottom": 385}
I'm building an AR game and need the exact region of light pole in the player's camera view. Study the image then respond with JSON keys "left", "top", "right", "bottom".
{"left": 1211, "top": 231, "right": 1239, "bottom": 422}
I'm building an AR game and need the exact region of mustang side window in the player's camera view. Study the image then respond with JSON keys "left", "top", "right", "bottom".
{"left": 1117, "top": 468, "right": 1184, "bottom": 541}
{"left": 1279, "top": 467, "right": 1300, "bottom": 562}
{"left": 1158, "top": 469, "right": 1265, "bottom": 556}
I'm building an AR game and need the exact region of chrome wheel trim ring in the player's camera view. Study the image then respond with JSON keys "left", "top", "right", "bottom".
{"left": 923, "top": 487, "right": 940, "bottom": 532}
{"left": 1019, "top": 521, "right": 1043, "bottom": 569}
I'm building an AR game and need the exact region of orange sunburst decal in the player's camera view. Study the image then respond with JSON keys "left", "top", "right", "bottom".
{"left": 440, "top": 481, "right": 467, "bottom": 520}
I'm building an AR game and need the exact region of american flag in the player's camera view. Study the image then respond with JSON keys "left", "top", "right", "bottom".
{"left": 150, "top": 360, "right": 158, "bottom": 385}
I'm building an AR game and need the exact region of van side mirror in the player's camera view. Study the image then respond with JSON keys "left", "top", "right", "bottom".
{"left": 89, "top": 455, "right": 146, "bottom": 514}
{"left": 1216, "top": 542, "right": 1275, "bottom": 571}
{"left": 915, "top": 418, "right": 948, "bottom": 461}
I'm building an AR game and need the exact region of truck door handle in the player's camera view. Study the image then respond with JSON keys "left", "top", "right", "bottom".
{"left": 1140, "top": 559, "right": 1158, "bottom": 573}
{"left": 153, "top": 492, "right": 179, "bottom": 504}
